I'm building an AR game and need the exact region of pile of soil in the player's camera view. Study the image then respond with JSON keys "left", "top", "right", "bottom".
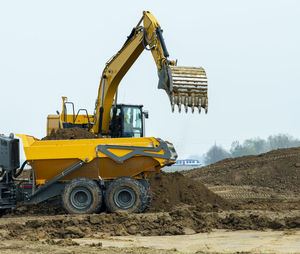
{"left": 149, "top": 172, "right": 232, "bottom": 212}
{"left": 42, "top": 128, "right": 98, "bottom": 140}
{"left": 1, "top": 208, "right": 299, "bottom": 240}
{"left": 185, "top": 147, "right": 300, "bottom": 194}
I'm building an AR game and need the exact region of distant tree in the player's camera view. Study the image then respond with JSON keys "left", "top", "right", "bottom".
{"left": 204, "top": 144, "right": 231, "bottom": 165}
{"left": 250, "top": 138, "right": 268, "bottom": 154}
{"left": 230, "top": 134, "right": 300, "bottom": 158}
{"left": 267, "top": 134, "right": 300, "bottom": 150}
{"left": 231, "top": 137, "right": 268, "bottom": 156}
{"left": 230, "top": 140, "right": 252, "bottom": 157}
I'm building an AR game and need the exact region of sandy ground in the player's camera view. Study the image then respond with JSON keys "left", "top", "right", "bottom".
{"left": 95, "top": 230, "right": 300, "bottom": 253}
{"left": 0, "top": 229, "right": 299, "bottom": 254}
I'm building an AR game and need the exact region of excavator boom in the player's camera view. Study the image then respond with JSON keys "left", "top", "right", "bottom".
{"left": 92, "top": 11, "right": 208, "bottom": 135}
{"left": 51, "top": 11, "right": 208, "bottom": 136}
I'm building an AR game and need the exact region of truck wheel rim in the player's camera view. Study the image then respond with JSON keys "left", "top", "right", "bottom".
{"left": 70, "top": 187, "right": 92, "bottom": 210}
{"left": 114, "top": 187, "right": 136, "bottom": 209}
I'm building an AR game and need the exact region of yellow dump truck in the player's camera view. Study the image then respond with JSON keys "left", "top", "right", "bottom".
{"left": 0, "top": 133, "right": 176, "bottom": 215}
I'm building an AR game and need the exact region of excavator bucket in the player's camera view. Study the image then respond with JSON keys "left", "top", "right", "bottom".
{"left": 158, "top": 66, "right": 208, "bottom": 113}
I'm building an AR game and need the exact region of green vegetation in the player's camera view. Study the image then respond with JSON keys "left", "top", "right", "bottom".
{"left": 204, "top": 134, "right": 300, "bottom": 165}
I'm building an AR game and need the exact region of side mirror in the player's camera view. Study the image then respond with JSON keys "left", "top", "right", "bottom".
{"left": 143, "top": 110, "right": 149, "bottom": 119}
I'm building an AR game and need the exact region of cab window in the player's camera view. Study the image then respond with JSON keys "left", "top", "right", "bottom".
{"left": 123, "top": 106, "right": 142, "bottom": 137}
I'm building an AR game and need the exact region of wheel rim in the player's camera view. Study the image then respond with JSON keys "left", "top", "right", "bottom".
{"left": 70, "top": 187, "right": 93, "bottom": 210}
{"left": 114, "top": 187, "right": 136, "bottom": 210}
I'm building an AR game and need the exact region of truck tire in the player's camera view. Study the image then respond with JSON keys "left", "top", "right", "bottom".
{"left": 0, "top": 209, "right": 6, "bottom": 217}
{"left": 105, "top": 177, "right": 147, "bottom": 213}
{"left": 62, "top": 178, "right": 102, "bottom": 214}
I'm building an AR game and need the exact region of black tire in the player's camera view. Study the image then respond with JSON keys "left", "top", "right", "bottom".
{"left": 61, "top": 178, "right": 103, "bottom": 214}
{"left": 0, "top": 209, "right": 7, "bottom": 217}
{"left": 104, "top": 177, "right": 147, "bottom": 213}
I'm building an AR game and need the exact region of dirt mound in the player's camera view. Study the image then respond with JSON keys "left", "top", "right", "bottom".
{"left": 149, "top": 172, "right": 232, "bottom": 212}
{"left": 185, "top": 147, "right": 300, "bottom": 194}
{"left": 1, "top": 208, "right": 299, "bottom": 240}
{"left": 42, "top": 128, "right": 98, "bottom": 140}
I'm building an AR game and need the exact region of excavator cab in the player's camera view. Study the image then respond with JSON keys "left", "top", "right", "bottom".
{"left": 47, "top": 97, "right": 148, "bottom": 138}
{"left": 110, "top": 104, "right": 147, "bottom": 138}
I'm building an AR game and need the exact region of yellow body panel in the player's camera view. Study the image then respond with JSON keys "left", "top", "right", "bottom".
{"left": 47, "top": 115, "right": 60, "bottom": 135}
{"left": 16, "top": 134, "right": 175, "bottom": 183}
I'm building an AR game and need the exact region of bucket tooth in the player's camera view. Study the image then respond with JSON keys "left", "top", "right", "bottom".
{"left": 201, "top": 97, "right": 206, "bottom": 108}
{"left": 191, "top": 94, "right": 195, "bottom": 113}
{"left": 191, "top": 101, "right": 195, "bottom": 113}
{"left": 188, "top": 96, "right": 192, "bottom": 106}
{"left": 203, "top": 98, "right": 208, "bottom": 114}
{"left": 171, "top": 94, "right": 175, "bottom": 112}
{"left": 184, "top": 94, "right": 188, "bottom": 113}
{"left": 198, "top": 105, "right": 202, "bottom": 114}
{"left": 195, "top": 96, "right": 199, "bottom": 108}
{"left": 178, "top": 95, "right": 182, "bottom": 113}
{"left": 174, "top": 95, "right": 178, "bottom": 106}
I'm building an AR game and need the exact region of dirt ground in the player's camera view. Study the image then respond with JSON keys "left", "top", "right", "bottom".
{"left": 184, "top": 147, "right": 300, "bottom": 195}
{"left": 0, "top": 207, "right": 299, "bottom": 253}
{"left": 1, "top": 230, "right": 300, "bottom": 253}
{"left": 42, "top": 127, "right": 98, "bottom": 140}
{"left": 2, "top": 135, "right": 300, "bottom": 253}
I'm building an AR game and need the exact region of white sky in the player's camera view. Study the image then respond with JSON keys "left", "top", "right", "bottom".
{"left": 1, "top": 0, "right": 299, "bottom": 159}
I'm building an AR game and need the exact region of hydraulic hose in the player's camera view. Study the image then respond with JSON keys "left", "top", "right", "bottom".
{"left": 13, "top": 160, "right": 27, "bottom": 178}
{"left": 142, "top": 27, "right": 156, "bottom": 51}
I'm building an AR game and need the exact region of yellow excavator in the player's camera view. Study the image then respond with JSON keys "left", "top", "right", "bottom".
{"left": 0, "top": 11, "right": 208, "bottom": 216}
{"left": 47, "top": 11, "right": 208, "bottom": 138}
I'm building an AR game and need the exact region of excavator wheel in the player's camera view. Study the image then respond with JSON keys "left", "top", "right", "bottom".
{"left": 62, "top": 178, "right": 103, "bottom": 214}
{"left": 105, "top": 177, "right": 147, "bottom": 213}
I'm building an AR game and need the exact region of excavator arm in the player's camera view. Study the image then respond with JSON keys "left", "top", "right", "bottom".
{"left": 92, "top": 11, "right": 208, "bottom": 135}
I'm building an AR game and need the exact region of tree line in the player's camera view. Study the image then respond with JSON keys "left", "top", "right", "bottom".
{"left": 204, "top": 134, "right": 300, "bottom": 165}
